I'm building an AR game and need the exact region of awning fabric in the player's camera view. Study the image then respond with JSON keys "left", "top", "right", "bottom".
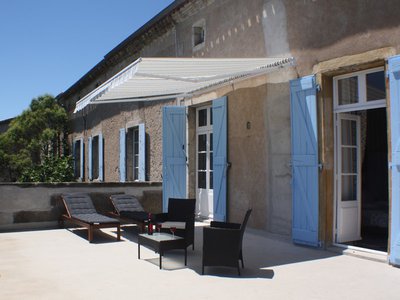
{"left": 74, "top": 57, "right": 294, "bottom": 112}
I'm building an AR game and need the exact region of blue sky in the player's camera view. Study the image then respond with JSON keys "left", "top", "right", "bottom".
{"left": 0, "top": 0, "right": 174, "bottom": 121}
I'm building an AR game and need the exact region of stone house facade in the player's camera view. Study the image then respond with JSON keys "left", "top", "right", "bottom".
{"left": 57, "top": 0, "right": 400, "bottom": 266}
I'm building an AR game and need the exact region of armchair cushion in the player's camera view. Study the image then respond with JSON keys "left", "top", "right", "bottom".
{"left": 160, "top": 221, "right": 186, "bottom": 230}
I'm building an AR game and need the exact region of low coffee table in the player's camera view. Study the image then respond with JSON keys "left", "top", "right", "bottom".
{"left": 138, "top": 232, "right": 187, "bottom": 269}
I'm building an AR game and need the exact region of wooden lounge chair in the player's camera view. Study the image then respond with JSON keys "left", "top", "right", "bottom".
{"left": 156, "top": 198, "right": 196, "bottom": 250}
{"left": 108, "top": 194, "right": 152, "bottom": 232}
{"left": 202, "top": 209, "right": 252, "bottom": 275}
{"left": 61, "top": 193, "right": 121, "bottom": 243}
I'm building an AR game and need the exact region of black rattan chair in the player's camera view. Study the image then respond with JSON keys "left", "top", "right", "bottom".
{"left": 202, "top": 209, "right": 252, "bottom": 275}
{"left": 156, "top": 198, "right": 196, "bottom": 250}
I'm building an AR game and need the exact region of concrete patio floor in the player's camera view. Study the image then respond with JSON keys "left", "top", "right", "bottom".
{"left": 1, "top": 222, "right": 399, "bottom": 300}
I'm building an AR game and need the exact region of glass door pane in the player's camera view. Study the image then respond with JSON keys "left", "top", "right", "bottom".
{"left": 198, "top": 134, "right": 207, "bottom": 189}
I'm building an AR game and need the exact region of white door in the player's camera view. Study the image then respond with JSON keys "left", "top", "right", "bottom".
{"left": 196, "top": 106, "right": 214, "bottom": 218}
{"left": 336, "top": 113, "right": 362, "bottom": 243}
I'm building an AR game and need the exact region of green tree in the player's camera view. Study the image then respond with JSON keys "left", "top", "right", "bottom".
{"left": 0, "top": 94, "right": 74, "bottom": 182}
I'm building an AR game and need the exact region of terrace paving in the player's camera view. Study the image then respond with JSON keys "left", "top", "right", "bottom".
{"left": 1, "top": 222, "right": 399, "bottom": 300}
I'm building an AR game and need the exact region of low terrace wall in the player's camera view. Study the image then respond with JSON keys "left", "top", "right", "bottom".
{"left": 0, "top": 182, "right": 162, "bottom": 231}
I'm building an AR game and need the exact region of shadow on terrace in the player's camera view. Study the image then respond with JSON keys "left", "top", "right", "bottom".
{"left": 65, "top": 221, "right": 338, "bottom": 279}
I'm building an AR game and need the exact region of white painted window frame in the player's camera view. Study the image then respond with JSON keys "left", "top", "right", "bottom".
{"left": 333, "top": 67, "right": 386, "bottom": 113}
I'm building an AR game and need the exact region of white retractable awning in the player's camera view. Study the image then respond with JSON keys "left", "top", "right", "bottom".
{"left": 74, "top": 57, "right": 294, "bottom": 112}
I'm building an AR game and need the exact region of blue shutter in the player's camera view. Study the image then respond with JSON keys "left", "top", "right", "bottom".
{"left": 119, "top": 128, "right": 126, "bottom": 183}
{"left": 88, "top": 136, "right": 93, "bottom": 181}
{"left": 98, "top": 133, "right": 104, "bottom": 182}
{"left": 290, "top": 75, "right": 319, "bottom": 247}
{"left": 388, "top": 55, "right": 400, "bottom": 266}
{"left": 72, "top": 140, "right": 77, "bottom": 176}
{"left": 138, "top": 123, "right": 146, "bottom": 181}
{"left": 79, "top": 138, "right": 84, "bottom": 181}
{"left": 213, "top": 96, "right": 227, "bottom": 221}
{"left": 162, "top": 106, "right": 187, "bottom": 212}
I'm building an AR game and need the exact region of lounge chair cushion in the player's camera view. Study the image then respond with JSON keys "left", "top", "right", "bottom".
{"left": 63, "top": 193, "right": 97, "bottom": 215}
{"left": 119, "top": 211, "right": 150, "bottom": 222}
{"left": 110, "top": 194, "right": 144, "bottom": 214}
{"left": 72, "top": 213, "right": 119, "bottom": 224}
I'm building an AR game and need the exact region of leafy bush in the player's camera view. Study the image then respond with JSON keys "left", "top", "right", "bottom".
{"left": 19, "top": 155, "right": 74, "bottom": 183}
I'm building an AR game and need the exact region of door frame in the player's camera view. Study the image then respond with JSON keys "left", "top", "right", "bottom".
{"left": 331, "top": 66, "right": 388, "bottom": 249}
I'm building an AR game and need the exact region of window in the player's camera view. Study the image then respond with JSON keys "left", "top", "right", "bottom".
{"left": 193, "top": 26, "right": 205, "bottom": 46}
{"left": 127, "top": 127, "right": 140, "bottom": 181}
{"left": 119, "top": 124, "right": 146, "bottom": 182}
{"left": 334, "top": 67, "right": 386, "bottom": 112}
{"left": 73, "top": 138, "right": 84, "bottom": 181}
{"left": 196, "top": 107, "right": 213, "bottom": 190}
{"left": 89, "top": 134, "right": 103, "bottom": 181}
{"left": 92, "top": 136, "right": 99, "bottom": 179}
{"left": 192, "top": 19, "right": 206, "bottom": 49}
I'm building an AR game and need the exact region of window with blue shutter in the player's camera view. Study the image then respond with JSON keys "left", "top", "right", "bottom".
{"left": 73, "top": 139, "right": 80, "bottom": 179}
{"left": 88, "top": 134, "right": 103, "bottom": 181}
{"left": 388, "top": 55, "right": 400, "bottom": 266}
{"left": 162, "top": 106, "right": 187, "bottom": 212}
{"left": 124, "top": 124, "right": 146, "bottom": 181}
{"left": 290, "top": 75, "right": 320, "bottom": 247}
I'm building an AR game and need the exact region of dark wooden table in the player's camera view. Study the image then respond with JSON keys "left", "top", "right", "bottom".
{"left": 138, "top": 232, "right": 187, "bottom": 269}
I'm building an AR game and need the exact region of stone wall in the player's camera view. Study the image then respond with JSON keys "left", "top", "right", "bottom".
{"left": 0, "top": 182, "right": 162, "bottom": 232}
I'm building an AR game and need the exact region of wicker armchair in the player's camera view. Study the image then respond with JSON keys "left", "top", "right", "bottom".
{"left": 202, "top": 209, "right": 252, "bottom": 275}
{"left": 156, "top": 198, "right": 196, "bottom": 250}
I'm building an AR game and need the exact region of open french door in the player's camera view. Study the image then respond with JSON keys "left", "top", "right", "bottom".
{"left": 335, "top": 113, "right": 362, "bottom": 243}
